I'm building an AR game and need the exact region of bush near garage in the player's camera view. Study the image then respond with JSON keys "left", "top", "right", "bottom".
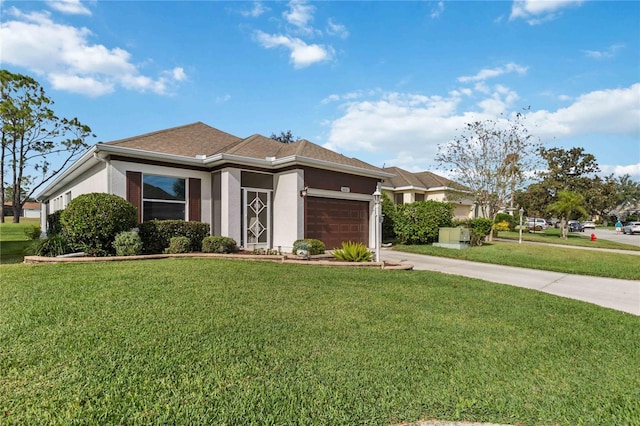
{"left": 202, "top": 236, "right": 237, "bottom": 254}
{"left": 393, "top": 200, "right": 454, "bottom": 245}
{"left": 381, "top": 193, "right": 397, "bottom": 242}
{"left": 332, "top": 241, "right": 372, "bottom": 262}
{"left": 61, "top": 193, "right": 138, "bottom": 256}
{"left": 292, "top": 239, "right": 325, "bottom": 255}
{"left": 138, "top": 220, "right": 210, "bottom": 254}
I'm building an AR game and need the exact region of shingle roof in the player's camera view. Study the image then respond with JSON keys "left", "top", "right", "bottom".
{"left": 102, "top": 122, "right": 384, "bottom": 173}
{"left": 103, "top": 122, "right": 242, "bottom": 157}
{"left": 382, "top": 166, "right": 462, "bottom": 190}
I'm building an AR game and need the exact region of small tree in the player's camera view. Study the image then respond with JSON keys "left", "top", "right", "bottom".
{"left": 436, "top": 110, "right": 542, "bottom": 240}
{"left": 547, "top": 190, "right": 588, "bottom": 239}
{"left": 1, "top": 70, "right": 94, "bottom": 223}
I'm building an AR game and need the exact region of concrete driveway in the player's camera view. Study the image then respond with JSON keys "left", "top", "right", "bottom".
{"left": 381, "top": 249, "right": 640, "bottom": 316}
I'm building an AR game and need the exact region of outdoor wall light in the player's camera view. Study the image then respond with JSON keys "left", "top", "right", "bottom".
{"left": 300, "top": 186, "right": 308, "bottom": 198}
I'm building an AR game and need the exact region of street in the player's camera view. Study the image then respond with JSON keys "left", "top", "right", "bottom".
{"left": 587, "top": 228, "right": 640, "bottom": 246}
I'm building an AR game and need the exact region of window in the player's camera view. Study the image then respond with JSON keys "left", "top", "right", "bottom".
{"left": 64, "top": 191, "right": 72, "bottom": 207}
{"left": 142, "top": 174, "right": 186, "bottom": 221}
{"left": 394, "top": 193, "right": 404, "bottom": 205}
{"left": 415, "top": 193, "right": 425, "bottom": 202}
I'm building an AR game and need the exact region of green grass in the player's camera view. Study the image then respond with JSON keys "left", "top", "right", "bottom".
{"left": 1, "top": 259, "right": 638, "bottom": 425}
{"left": 396, "top": 241, "right": 640, "bottom": 280}
{"left": 499, "top": 228, "right": 640, "bottom": 251}
{"left": 0, "top": 218, "right": 39, "bottom": 264}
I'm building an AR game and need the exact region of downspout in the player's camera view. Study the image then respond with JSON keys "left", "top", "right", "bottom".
{"left": 93, "top": 151, "right": 111, "bottom": 194}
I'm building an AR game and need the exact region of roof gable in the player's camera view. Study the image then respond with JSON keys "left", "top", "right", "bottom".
{"left": 382, "top": 167, "right": 463, "bottom": 190}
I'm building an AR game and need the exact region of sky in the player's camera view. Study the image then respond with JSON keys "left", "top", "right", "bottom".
{"left": 1, "top": 0, "right": 639, "bottom": 182}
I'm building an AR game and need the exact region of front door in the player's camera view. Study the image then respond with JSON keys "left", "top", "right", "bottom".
{"left": 243, "top": 188, "right": 271, "bottom": 249}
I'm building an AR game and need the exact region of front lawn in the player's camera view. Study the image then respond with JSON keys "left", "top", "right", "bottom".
{"left": 396, "top": 241, "right": 640, "bottom": 280}
{"left": 0, "top": 218, "right": 39, "bottom": 264}
{"left": 499, "top": 228, "right": 640, "bottom": 251}
{"left": 1, "top": 259, "right": 638, "bottom": 425}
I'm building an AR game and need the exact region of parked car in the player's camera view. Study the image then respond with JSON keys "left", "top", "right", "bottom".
{"left": 526, "top": 218, "right": 549, "bottom": 231}
{"left": 582, "top": 220, "right": 596, "bottom": 229}
{"left": 622, "top": 221, "right": 640, "bottom": 235}
{"left": 567, "top": 220, "right": 584, "bottom": 232}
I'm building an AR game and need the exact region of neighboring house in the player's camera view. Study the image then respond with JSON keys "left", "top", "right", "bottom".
{"left": 381, "top": 167, "right": 476, "bottom": 219}
{"left": 3, "top": 201, "right": 41, "bottom": 219}
{"left": 36, "top": 122, "right": 393, "bottom": 251}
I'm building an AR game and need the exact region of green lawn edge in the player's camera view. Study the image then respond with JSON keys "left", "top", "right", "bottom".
{"left": 1, "top": 259, "right": 639, "bottom": 425}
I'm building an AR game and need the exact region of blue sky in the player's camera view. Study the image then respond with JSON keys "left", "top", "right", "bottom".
{"left": 2, "top": 0, "right": 639, "bottom": 180}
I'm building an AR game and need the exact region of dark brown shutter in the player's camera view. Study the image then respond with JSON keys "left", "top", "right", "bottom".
{"left": 188, "top": 178, "right": 201, "bottom": 222}
{"left": 126, "top": 171, "right": 142, "bottom": 223}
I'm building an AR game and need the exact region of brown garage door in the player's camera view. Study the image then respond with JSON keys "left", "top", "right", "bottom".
{"left": 306, "top": 197, "right": 369, "bottom": 250}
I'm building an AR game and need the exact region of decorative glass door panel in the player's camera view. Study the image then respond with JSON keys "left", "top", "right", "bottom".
{"left": 243, "top": 189, "right": 270, "bottom": 249}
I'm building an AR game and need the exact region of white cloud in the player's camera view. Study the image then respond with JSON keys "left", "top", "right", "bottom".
{"left": 430, "top": 1, "right": 444, "bottom": 19}
{"left": 326, "top": 18, "right": 349, "bottom": 39}
{"left": 254, "top": 31, "right": 333, "bottom": 68}
{"left": 583, "top": 43, "right": 625, "bottom": 60}
{"left": 240, "top": 1, "right": 268, "bottom": 18}
{"left": 527, "top": 84, "right": 640, "bottom": 138}
{"left": 600, "top": 163, "right": 640, "bottom": 179}
{"left": 323, "top": 83, "right": 640, "bottom": 175}
{"left": 46, "top": 0, "right": 91, "bottom": 15}
{"left": 510, "top": 0, "right": 584, "bottom": 25}
{"left": 458, "top": 63, "right": 528, "bottom": 83}
{"left": 283, "top": 0, "right": 316, "bottom": 35}
{"left": 0, "top": 7, "right": 186, "bottom": 96}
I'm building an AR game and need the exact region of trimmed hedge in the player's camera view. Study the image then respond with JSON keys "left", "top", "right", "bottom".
{"left": 61, "top": 193, "right": 137, "bottom": 256}
{"left": 202, "top": 236, "right": 237, "bottom": 254}
{"left": 138, "top": 220, "right": 210, "bottom": 254}
{"left": 292, "top": 239, "right": 325, "bottom": 255}
{"left": 393, "top": 200, "right": 454, "bottom": 245}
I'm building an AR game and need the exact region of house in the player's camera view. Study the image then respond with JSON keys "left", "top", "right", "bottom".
{"left": 36, "top": 122, "right": 393, "bottom": 252}
{"left": 381, "top": 166, "right": 476, "bottom": 219}
{"left": 3, "top": 201, "right": 41, "bottom": 219}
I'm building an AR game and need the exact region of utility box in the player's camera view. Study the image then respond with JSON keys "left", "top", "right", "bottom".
{"left": 433, "top": 227, "right": 470, "bottom": 249}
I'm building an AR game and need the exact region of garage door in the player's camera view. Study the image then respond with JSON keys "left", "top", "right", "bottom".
{"left": 306, "top": 197, "right": 369, "bottom": 250}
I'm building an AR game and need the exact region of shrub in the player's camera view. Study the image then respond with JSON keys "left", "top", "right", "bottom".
{"left": 381, "top": 193, "right": 397, "bottom": 242}
{"left": 47, "top": 210, "right": 64, "bottom": 236}
{"left": 138, "top": 220, "right": 210, "bottom": 254}
{"left": 60, "top": 193, "right": 137, "bottom": 256}
{"left": 393, "top": 200, "right": 454, "bottom": 245}
{"left": 165, "top": 236, "right": 191, "bottom": 254}
{"left": 332, "top": 241, "right": 372, "bottom": 262}
{"left": 494, "top": 213, "right": 515, "bottom": 230}
{"left": 202, "top": 236, "right": 237, "bottom": 254}
{"left": 292, "top": 239, "right": 325, "bottom": 255}
{"left": 468, "top": 218, "right": 494, "bottom": 246}
{"left": 33, "top": 235, "right": 70, "bottom": 257}
{"left": 24, "top": 225, "right": 41, "bottom": 240}
{"left": 113, "top": 231, "right": 143, "bottom": 256}
{"left": 493, "top": 220, "right": 511, "bottom": 232}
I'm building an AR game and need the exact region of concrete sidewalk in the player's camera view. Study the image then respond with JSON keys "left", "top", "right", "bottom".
{"left": 380, "top": 249, "right": 640, "bottom": 316}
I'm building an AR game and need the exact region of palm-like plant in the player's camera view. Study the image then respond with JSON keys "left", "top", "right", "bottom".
{"left": 547, "top": 190, "right": 588, "bottom": 239}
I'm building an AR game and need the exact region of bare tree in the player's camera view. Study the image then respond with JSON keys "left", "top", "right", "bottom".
{"left": 436, "top": 110, "right": 542, "bottom": 239}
